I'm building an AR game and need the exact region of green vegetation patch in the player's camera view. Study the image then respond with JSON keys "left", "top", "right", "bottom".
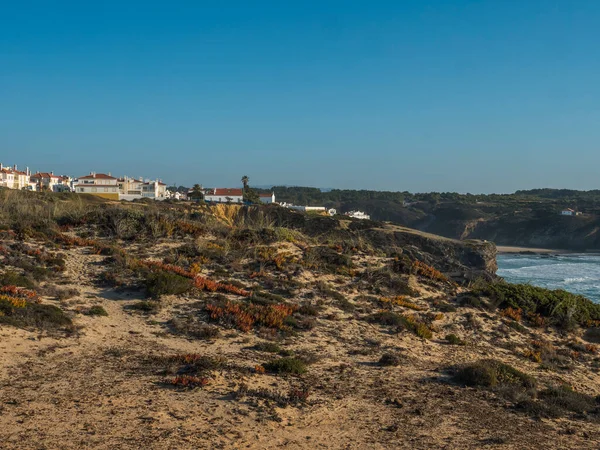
{"left": 474, "top": 282, "right": 600, "bottom": 329}
{"left": 454, "top": 359, "right": 536, "bottom": 390}
{"left": 0, "top": 301, "right": 73, "bottom": 332}
{"left": 85, "top": 305, "right": 109, "bottom": 316}
{"left": 144, "top": 271, "right": 193, "bottom": 298}
{"left": 263, "top": 357, "right": 307, "bottom": 375}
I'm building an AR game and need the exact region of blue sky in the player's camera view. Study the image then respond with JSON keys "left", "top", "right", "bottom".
{"left": 1, "top": 1, "right": 599, "bottom": 193}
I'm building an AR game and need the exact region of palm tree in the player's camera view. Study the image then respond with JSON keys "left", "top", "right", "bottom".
{"left": 190, "top": 184, "right": 204, "bottom": 200}
{"left": 241, "top": 175, "right": 249, "bottom": 190}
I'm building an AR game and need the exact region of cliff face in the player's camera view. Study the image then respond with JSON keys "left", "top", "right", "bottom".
{"left": 360, "top": 227, "right": 498, "bottom": 283}
{"left": 465, "top": 213, "right": 600, "bottom": 251}
{"left": 341, "top": 202, "right": 600, "bottom": 252}
{"left": 265, "top": 207, "right": 498, "bottom": 282}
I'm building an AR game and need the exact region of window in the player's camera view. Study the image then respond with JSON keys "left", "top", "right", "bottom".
{"left": 104, "top": 188, "right": 108, "bottom": 192}
{"left": 92, "top": 187, "right": 97, "bottom": 192}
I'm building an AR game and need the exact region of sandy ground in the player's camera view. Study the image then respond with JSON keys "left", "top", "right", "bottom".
{"left": 2, "top": 244, "right": 600, "bottom": 449}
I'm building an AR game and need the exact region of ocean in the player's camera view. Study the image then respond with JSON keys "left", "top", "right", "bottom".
{"left": 497, "top": 254, "right": 600, "bottom": 303}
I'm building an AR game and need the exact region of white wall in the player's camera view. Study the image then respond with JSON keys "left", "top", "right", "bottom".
{"left": 205, "top": 195, "right": 243, "bottom": 203}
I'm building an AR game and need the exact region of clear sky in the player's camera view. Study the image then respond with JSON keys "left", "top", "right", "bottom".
{"left": 1, "top": 1, "right": 599, "bottom": 193}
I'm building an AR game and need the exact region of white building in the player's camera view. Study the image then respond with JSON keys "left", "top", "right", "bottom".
{"left": 30, "top": 171, "right": 64, "bottom": 192}
{"left": 74, "top": 173, "right": 120, "bottom": 200}
{"left": 259, "top": 192, "right": 276, "bottom": 204}
{"left": 141, "top": 180, "right": 167, "bottom": 199}
{"left": 204, "top": 188, "right": 244, "bottom": 203}
{"left": 344, "top": 210, "right": 371, "bottom": 220}
{"left": 1, "top": 164, "right": 31, "bottom": 190}
{"left": 167, "top": 190, "right": 186, "bottom": 200}
{"left": 117, "top": 176, "right": 168, "bottom": 201}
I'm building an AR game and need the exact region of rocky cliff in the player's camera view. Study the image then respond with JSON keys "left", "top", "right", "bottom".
{"left": 264, "top": 206, "right": 498, "bottom": 282}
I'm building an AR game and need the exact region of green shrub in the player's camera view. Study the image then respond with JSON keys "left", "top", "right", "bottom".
{"left": 145, "top": 271, "right": 192, "bottom": 298}
{"left": 445, "top": 334, "right": 466, "bottom": 345}
{"left": 454, "top": 359, "right": 536, "bottom": 390}
{"left": 253, "top": 342, "right": 281, "bottom": 353}
{"left": 517, "top": 385, "right": 599, "bottom": 419}
{"left": 474, "top": 282, "right": 600, "bottom": 329}
{"left": 85, "top": 305, "right": 108, "bottom": 316}
{"left": 369, "top": 311, "right": 407, "bottom": 327}
{"left": 378, "top": 353, "right": 401, "bottom": 366}
{"left": 298, "top": 304, "right": 320, "bottom": 316}
{"left": 414, "top": 322, "right": 433, "bottom": 339}
{"left": 250, "top": 290, "right": 285, "bottom": 306}
{"left": 0, "top": 302, "right": 73, "bottom": 331}
{"left": 0, "top": 270, "right": 35, "bottom": 289}
{"left": 263, "top": 357, "right": 307, "bottom": 375}
{"left": 458, "top": 294, "right": 482, "bottom": 308}
{"left": 303, "top": 246, "right": 353, "bottom": 273}
{"left": 435, "top": 301, "right": 457, "bottom": 313}
{"left": 538, "top": 385, "right": 598, "bottom": 414}
{"left": 336, "top": 297, "right": 356, "bottom": 312}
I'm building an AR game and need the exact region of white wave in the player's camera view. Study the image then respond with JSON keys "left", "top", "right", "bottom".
{"left": 563, "top": 277, "right": 589, "bottom": 284}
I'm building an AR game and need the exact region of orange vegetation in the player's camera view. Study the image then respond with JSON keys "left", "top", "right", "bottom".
{"left": 206, "top": 301, "right": 297, "bottom": 332}
{"left": 501, "top": 307, "right": 523, "bottom": 322}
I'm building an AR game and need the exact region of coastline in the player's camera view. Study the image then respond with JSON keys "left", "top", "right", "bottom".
{"left": 496, "top": 245, "right": 575, "bottom": 255}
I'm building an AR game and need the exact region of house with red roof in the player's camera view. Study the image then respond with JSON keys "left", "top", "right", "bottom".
{"left": 1, "top": 164, "right": 32, "bottom": 190}
{"left": 204, "top": 188, "right": 244, "bottom": 203}
{"left": 30, "top": 171, "right": 63, "bottom": 192}
{"left": 74, "top": 172, "right": 120, "bottom": 200}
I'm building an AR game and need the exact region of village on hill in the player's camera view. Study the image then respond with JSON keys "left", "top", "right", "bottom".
{"left": 0, "top": 163, "right": 371, "bottom": 219}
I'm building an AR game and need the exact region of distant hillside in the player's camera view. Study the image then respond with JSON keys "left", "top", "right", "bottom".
{"left": 269, "top": 187, "right": 600, "bottom": 250}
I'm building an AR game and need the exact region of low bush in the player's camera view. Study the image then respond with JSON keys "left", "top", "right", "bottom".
{"left": 445, "top": 334, "right": 466, "bottom": 345}
{"left": 85, "top": 305, "right": 108, "bottom": 316}
{"left": 369, "top": 311, "right": 406, "bottom": 327}
{"left": 169, "top": 375, "right": 210, "bottom": 389}
{"left": 253, "top": 342, "right": 282, "bottom": 353}
{"left": 0, "top": 301, "right": 73, "bottom": 331}
{"left": 263, "top": 357, "right": 307, "bottom": 375}
{"left": 144, "top": 271, "right": 193, "bottom": 298}
{"left": 378, "top": 353, "right": 401, "bottom": 366}
{"left": 454, "top": 359, "right": 536, "bottom": 390}
{"left": 298, "top": 304, "right": 320, "bottom": 316}
{"left": 517, "top": 385, "right": 599, "bottom": 419}
{"left": 537, "top": 385, "right": 598, "bottom": 415}
{"left": 369, "top": 311, "right": 433, "bottom": 339}
{"left": 0, "top": 270, "right": 35, "bottom": 289}
{"left": 474, "top": 282, "right": 600, "bottom": 329}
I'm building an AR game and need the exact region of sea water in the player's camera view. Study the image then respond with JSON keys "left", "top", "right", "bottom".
{"left": 497, "top": 254, "right": 600, "bottom": 303}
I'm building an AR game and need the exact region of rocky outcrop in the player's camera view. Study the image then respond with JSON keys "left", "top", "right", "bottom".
{"left": 264, "top": 206, "right": 498, "bottom": 283}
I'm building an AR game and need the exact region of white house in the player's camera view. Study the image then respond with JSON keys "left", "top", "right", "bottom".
{"left": 259, "top": 192, "right": 276, "bottom": 204}
{"left": 344, "top": 210, "right": 371, "bottom": 220}
{"left": 74, "top": 172, "right": 120, "bottom": 200}
{"left": 204, "top": 188, "right": 244, "bottom": 203}
{"left": 1, "top": 164, "right": 31, "bottom": 190}
{"left": 141, "top": 180, "right": 167, "bottom": 199}
{"left": 30, "top": 171, "right": 63, "bottom": 192}
{"left": 117, "top": 176, "right": 168, "bottom": 201}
